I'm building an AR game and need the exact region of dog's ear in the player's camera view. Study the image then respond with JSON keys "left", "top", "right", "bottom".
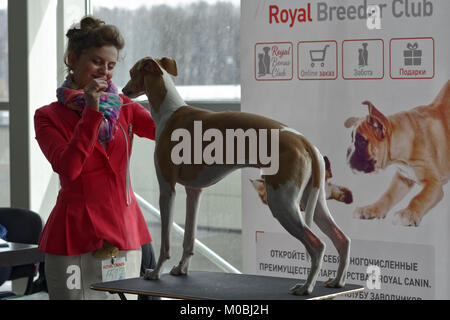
{"left": 140, "top": 57, "right": 163, "bottom": 75}
{"left": 344, "top": 117, "right": 359, "bottom": 128}
{"left": 158, "top": 57, "right": 178, "bottom": 77}
{"left": 323, "top": 156, "right": 330, "bottom": 169}
{"left": 323, "top": 156, "right": 332, "bottom": 180}
{"left": 363, "top": 101, "right": 390, "bottom": 140}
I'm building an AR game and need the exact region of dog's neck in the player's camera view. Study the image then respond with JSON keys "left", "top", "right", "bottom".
{"left": 147, "top": 71, "right": 186, "bottom": 141}
{"left": 385, "top": 113, "right": 415, "bottom": 166}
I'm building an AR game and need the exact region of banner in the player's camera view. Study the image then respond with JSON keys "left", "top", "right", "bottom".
{"left": 241, "top": 0, "right": 449, "bottom": 299}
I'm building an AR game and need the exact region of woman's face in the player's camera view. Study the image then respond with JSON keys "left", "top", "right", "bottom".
{"left": 68, "top": 45, "right": 119, "bottom": 89}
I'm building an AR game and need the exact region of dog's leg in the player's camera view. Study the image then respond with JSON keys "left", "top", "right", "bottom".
{"left": 314, "top": 188, "right": 350, "bottom": 288}
{"left": 171, "top": 187, "right": 202, "bottom": 276}
{"left": 144, "top": 167, "right": 175, "bottom": 280}
{"left": 266, "top": 182, "right": 325, "bottom": 295}
{"left": 393, "top": 180, "right": 444, "bottom": 226}
{"left": 354, "top": 171, "right": 414, "bottom": 219}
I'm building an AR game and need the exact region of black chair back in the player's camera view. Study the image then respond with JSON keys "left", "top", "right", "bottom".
{"left": 0, "top": 208, "right": 43, "bottom": 244}
{"left": 0, "top": 207, "right": 44, "bottom": 297}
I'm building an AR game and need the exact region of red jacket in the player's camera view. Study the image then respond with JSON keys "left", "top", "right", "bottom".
{"left": 35, "top": 95, "right": 155, "bottom": 255}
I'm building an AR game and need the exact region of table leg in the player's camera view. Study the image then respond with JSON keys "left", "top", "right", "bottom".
{"left": 111, "top": 292, "right": 127, "bottom": 300}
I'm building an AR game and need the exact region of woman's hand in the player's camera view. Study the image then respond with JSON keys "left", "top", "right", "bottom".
{"left": 84, "top": 78, "right": 108, "bottom": 111}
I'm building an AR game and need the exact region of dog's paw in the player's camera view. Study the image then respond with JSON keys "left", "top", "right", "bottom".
{"left": 392, "top": 208, "right": 422, "bottom": 227}
{"left": 338, "top": 187, "right": 353, "bottom": 204}
{"left": 290, "top": 282, "right": 312, "bottom": 295}
{"left": 353, "top": 204, "right": 387, "bottom": 220}
{"left": 170, "top": 264, "right": 189, "bottom": 276}
{"left": 144, "top": 269, "right": 160, "bottom": 280}
{"left": 328, "top": 185, "right": 353, "bottom": 204}
{"left": 324, "top": 278, "right": 345, "bottom": 288}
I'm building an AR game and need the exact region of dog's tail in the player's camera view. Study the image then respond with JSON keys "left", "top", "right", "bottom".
{"left": 302, "top": 139, "right": 323, "bottom": 229}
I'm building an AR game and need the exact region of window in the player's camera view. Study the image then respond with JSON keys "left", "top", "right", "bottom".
{"left": 0, "top": 0, "right": 9, "bottom": 207}
{"left": 91, "top": 0, "right": 242, "bottom": 273}
{"left": 91, "top": 0, "right": 240, "bottom": 101}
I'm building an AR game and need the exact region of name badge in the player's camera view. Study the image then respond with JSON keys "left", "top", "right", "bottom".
{"left": 102, "top": 257, "right": 126, "bottom": 282}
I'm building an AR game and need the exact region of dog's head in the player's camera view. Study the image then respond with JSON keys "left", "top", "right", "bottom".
{"left": 122, "top": 57, "right": 178, "bottom": 112}
{"left": 344, "top": 101, "right": 391, "bottom": 174}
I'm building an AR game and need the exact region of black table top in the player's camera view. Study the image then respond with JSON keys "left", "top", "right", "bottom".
{"left": 91, "top": 271, "right": 363, "bottom": 300}
{"left": 0, "top": 242, "right": 44, "bottom": 267}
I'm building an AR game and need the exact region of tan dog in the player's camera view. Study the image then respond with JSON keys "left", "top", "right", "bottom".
{"left": 251, "top": 156, "right": 353, "bottom": 209}
{"left": 123, "top": 57, "right": 350, "bottom": 295}
{"left": 345, "top": 80, "right": 450, "bottom": 226}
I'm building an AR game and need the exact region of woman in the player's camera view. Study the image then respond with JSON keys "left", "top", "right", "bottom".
{"left": 34, "top": 16, "right": 156, "bottom": 300}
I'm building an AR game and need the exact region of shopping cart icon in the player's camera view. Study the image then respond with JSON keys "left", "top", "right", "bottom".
{"left": 309, "top": 45, "right": 329, "bottom": 67}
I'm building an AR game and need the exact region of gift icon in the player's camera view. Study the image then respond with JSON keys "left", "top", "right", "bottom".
{"left": 403, "top": 42, "right": 422, "bottom": 66}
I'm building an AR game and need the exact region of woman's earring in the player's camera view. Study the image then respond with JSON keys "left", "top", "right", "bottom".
{"left": 68, "top": 69, "right": 75, "bottom": 81}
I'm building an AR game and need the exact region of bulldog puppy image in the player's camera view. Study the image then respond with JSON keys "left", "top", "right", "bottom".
{"left": 345, "top": 80, "right": 450, "bottom": 226}
{"left": 251, "top": 156, "right": 353, "bottom": 209}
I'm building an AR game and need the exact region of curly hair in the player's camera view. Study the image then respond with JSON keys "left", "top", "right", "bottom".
{"left": 64, "top": 16, "right": 125, "bottom": 73}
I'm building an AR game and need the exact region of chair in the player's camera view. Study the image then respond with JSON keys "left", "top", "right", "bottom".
{"left": 0, "top": 207, "right": 45, "bottom": 298}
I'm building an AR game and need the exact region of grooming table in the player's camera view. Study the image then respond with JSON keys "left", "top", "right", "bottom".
{"left": 90, "top": 271, "right": 363, "bottom": 300}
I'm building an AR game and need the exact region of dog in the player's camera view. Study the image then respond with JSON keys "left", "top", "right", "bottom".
{"left": 122, "top": 57, "right": 350, "bottom": 295}
{"left": 345, "top": 80, "right": 450, "bottom": 226}
{"left": 251, "top": 156, "right": 353, "bottom": 210}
